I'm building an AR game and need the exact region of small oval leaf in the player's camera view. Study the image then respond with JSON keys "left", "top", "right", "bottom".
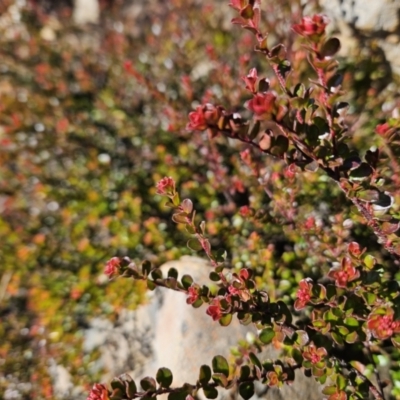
{"left": 320, "top": 38, "right": 341, "bottom": 58}
{"left": 239, "top": 382, "right": 254, "bottom": 400}
{"left": 202, "top": 386, "right": 218, "bottom": 399}
{"left": 212, "top": 355, "right": 229, "bottom": 378}
{"left": 199, "top": 365, "right": 212, "bottom": 385}
{"left": 181, "top": 198, "right": 193, "bottom": 214}
{"left": 259, "top": 328, "right": 275, "bottom": 344}
{"left": 187, "top": 239, "right": 203, "bottom": 251}
{"left": 156, "top": 367, "right": 173, "bottom": 388}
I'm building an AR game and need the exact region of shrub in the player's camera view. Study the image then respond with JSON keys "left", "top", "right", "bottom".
{"left": 91, "top": 1, "right": 400, "bottom": 400}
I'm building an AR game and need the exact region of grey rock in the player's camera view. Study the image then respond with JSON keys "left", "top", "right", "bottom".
{"left": 72, "top": 0, "right": 100, "bottom": 25}
{"left": 320, "top": 0, "right": 400, "bottom": 77}
{"left": 320, "top": 0, "right": 400, "bottom": 32}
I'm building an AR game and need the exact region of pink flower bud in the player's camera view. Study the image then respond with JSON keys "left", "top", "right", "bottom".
{"left": 186, "top": 285, "right": 200, "bottom": 305}
{"left": 302, "top": 343, "right": 327, "bottom": 364}
{"left": 246, "top": 92, "right": 276, "bottom": 119}
{"left": 186, "top": 104, "right": 222, "bottom": 131}
{"left": 206, "top": 297, "right": 223, "bottom": 321}
{"left": 367, "top": 308, "right": 400, "bottom": 340}
{"left": 87, "top": 384, "right": 109, "bottom": 400}
{"left": 156, "top": 176, "right": 176, "bottom": 196}
{"left": 375, "top": 122, "right": 390, "bottom": 137}
{"left": 242, "top": 68, "right": 258, "bottom": 92}
{"left": 104, "top": 257, "right": 120, "bottom": 278}
{"left": 327, "top": 257, "right": 360, "bottom": 288}
{"left": 292, "top": 14, "right": 329, "bottom": 37}
{"left": 294, "top": 279, "right": 313, "bottom": 310}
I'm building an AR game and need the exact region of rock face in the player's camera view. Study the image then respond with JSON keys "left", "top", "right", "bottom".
{"left": 88, "top": 256, "right": 323, "bottom": 400}
{"left": 320, "top": 0, "right": 400, "bottom": 76}
{"left": 72, "top": 0, "right": 100, "bottom": 25}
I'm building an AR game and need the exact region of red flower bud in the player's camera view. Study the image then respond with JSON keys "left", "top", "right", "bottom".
{"left": 104, "top": 257, "right": 120, "bottom": 278}
{"left": 302, "top": 343, "right": 327, "bottom": 365}
{"left": 156, "top": 176, "right": 176, "bottom": 196}
{"left": 87, "top": 384, "right": 109, "bottom": 400}
{"left": 292, "top": 14, "right": 328, "bottom": 37}
{"left": 375, "top": 122, "right": 391, "bottom": 137}
{"left": 186, "top": 104, "right": 222, "bottom": 131}
{"left": 246, "top": 92, "right": 276, "bottom": 119}
{"left": 186, "top": 285, "right": 200, "bottom": 305}
{"left": 327, "top": 257, "right": 360, "bottom": 288}
{"left": 294, "top": 279, "right": 313, "bottom": 310}
{"left": 242, "top": 68, "right": 258, "bottom": 92}
{"left": 206, "top": 297, "right": 223, "bottom": 321}
{"left": 367, "top": 308, "right": 400, "bottom": 340}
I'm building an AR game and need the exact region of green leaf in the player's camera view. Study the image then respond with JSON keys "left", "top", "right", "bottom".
{"left": 331, "top": 331, "right": 344, "bottom": 345}
{"left": 219, "top": 313, "right": 233, "bottom": 327}
{"left": 151, "top": 268, "right": 163, "bottom": 280}
{"left": 214, "top": 248, "right": 227, "bottom": 262}
{"left": 168, "top": 392, "right": 188, "bottom": 400}
{"left": 292, "top": 348, "right": 303, "bottom": 365}
{"left": 337, "top": 325, "right": 349, "bottom": 336}
{"left": 185, "top": 224, "right": 196, "bottom": 234}
{"left": 269, "top": 43, "right": 286, "bottom": 58}
{"left": 248, "top": 120, "right": 261, "bottom": 140}
{"left": 327, "top": 73, "right": 343, "bottom": 89}
{"left": 140, "top": 377, "right": 156, "bottom": 391}
{"left": 258, "top": 79, "right": 270, "bottom": 92}
{"left": 322, "top": 385, "right": 338, "bottom": 395}
{"left": 391, "top": 334, "right": 400, "bottom": 348}
{"left": 212, "top": 355, "right": 229, "bottom": 378}
{"left": 126, "top": 378, "right": 137, "bottom": 398}
{"left": 259, "top": 328, "right": 275, "bottom": 344}
{"left": 142, "top": 260, "right": 152, "bottom": 276}
{"left": 202, "top": 386, "right": 218, "bottom": 399}
{"left": 363, "top": 292, "right": 376, "bottom": 305}
{"left": 320, "top": 38, "right": 341, "bottom": 58}
{"left": 181, "top": 274, "right": 193, "bottom": 289}
{"left": 349, "top": 163, "right": 373, "bottom": 181}
{"left": 270, "top": 135, "right": 289, "bottom": 156}
{"left": 156, "top": 368, "right": 173, "bottom": 388}
{"left": 172, "top": 192, "right": 180, "bottom": 206}
{"left": 345, "top": 331, "right": 358, "bottom": 343}
{"left": 111, "top": 378, "right": 125, "bottom": 392}
{"left": 209, "top": 271, "right": 221, "bottom": 282}
{"left": 239, "top": 382, "right": 254, "bottom": 400}
{"left": 336, "top": 374, "right": 347, "bottom": 390}
{"left": 239, "top": 365, "right": 251, "bottom": 380}
{"left": 212, "top": 373, "right": 228, "bottom": 387}
{"left": 240, "top": 4, "right": 254, "bottom": 19}
{"left": 199, "top": 365, "right": 212, "bottom": 385}
{"left": 147, "top": 279, "right": 156, "bottom": 291}
{"left": 120, "top": 374, "right": 137, "bottom": 398}
{"left": 356, "top": 189, "right": 380, "bottom": 202}
{"left": 249, "top": 352, "right": 262, "bottom": 369}
{"left": 277, "top": 59, "right": 291, "bottom": 78}
{"left": 363, "top": 254, "right": 376, "bottom": 270}
{"left": 293, "top": 83, "right": 305, "bottom": 97}
{"left": 110, "top": 388, "right": 124, "bottom": 400}
{"left": 344, "top": 317, "right": 359, "bottom": 327}
{"left": 167, "top": 268, "right": 178, "bottom": 279}
{"left": 187, "top": 239, "right": 203, "bottom": 251}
